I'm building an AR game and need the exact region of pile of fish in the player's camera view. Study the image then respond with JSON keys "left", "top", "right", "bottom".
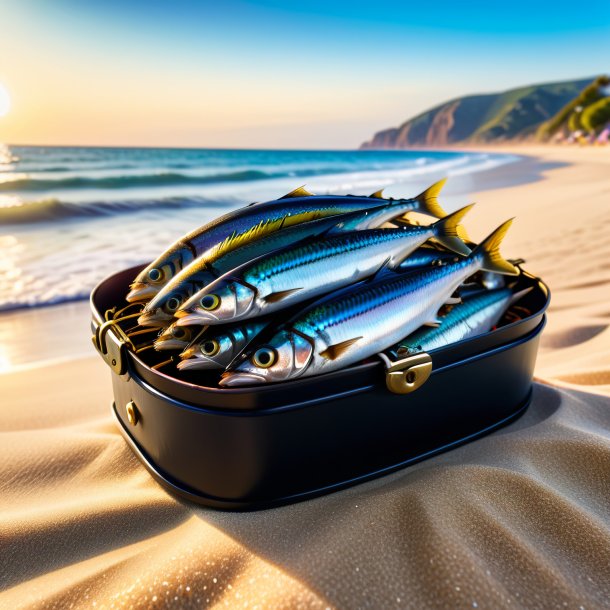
{"left": 125, "top": 179, "right": 528, "bottom": 387}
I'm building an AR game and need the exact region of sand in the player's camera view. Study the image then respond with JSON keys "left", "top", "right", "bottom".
{"left": 1, "top": 146, "right": 609, "bottom": 609}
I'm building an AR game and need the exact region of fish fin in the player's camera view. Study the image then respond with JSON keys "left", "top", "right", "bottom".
{"left": 509, "top": 286, "right": 533, "bottom": 305}
{"left": 368, "top": 256, "right": 393, "bottom": 281}
{"left": 413, "top": 177, "right": 448, "bottom": 218}
{"left": 472, "top": 219, "right": 519, "bottom": 276}
{"left": 456, "top": 224, "right": 471, "bottom": 243}
{"left": 432, "top": 204, "right": 474, "bottom": 256}
{"left": 280, "top": 185, "right": 315, "bottom": 199}
{"left": 262, "top": 287, "right": 303, "bottom": 303}
{"left": 319, "top": 337, "right": 362, "bottom": 360}
{"left": 423, "top": 319, "right": 442, "bottom": 327}
{"left": 370, "top": 189, "right": 385, "bottom": 199}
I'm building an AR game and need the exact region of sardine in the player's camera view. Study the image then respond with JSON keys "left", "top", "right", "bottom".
{"left": 176, "top": 205, "right": 473, "bottom": 327}
{"left": 390, "top": 286, "right": 531, "bottom": 356}
{"left": 126, "top": 180, "right": 448, "bottom": 302}
{"left": 138, "top": 195, "right": 450, "bottom": 327}
{"left": 219, "top": 219, "right": 518, "bottom": 386}
{"left": 399, "top": 249, "right": 507, "bottom": 295}
{"left": 154, "top": 322, "right": 203, "bottom": 351}
{"left": 177, "top": 320, "right": 268, "bottom": 371}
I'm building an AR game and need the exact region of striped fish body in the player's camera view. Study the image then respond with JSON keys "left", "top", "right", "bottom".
{"left": 221, "top": 257, "right": 484, "bottom": 386}
{"left": 139, "top": 198, "right": 426, "bottom": 326}
{"left": 129, "top": 199, "right": 370, "bottom": 302}
{"left": 178, "top": 224, "right": 455, "bottom": 327}
{"left": 127, "top": 179, "right": 448, "bottom": 302}
{"left": 185, "top": 189, "right": 445, "bottom": 255}
{"left": 391, "top": 287, "right": 514, "bottom": 356}
{"left": 291, "top": 258, "right": 481, "bottom": 377}
{"left": 247, "top": 226, "right": 438, "bottom": 301}
{"left": 221, "top": 219, "right": 517, "bottom": 386}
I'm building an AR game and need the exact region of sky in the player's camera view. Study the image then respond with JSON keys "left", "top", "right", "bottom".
{"left": 0, "top": 0, "right": 608, "bottom": 149}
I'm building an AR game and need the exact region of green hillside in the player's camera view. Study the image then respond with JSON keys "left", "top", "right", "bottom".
{"left": 361, "top": 76, "right": 609, "bottom": 148}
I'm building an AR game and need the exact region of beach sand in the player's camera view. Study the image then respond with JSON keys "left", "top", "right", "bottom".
{"left": 1, "top": 146, "right": 609, "bottom": 609}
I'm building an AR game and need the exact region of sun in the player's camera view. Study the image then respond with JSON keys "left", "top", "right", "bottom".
{"left": 0, "top": 83, "right": 11, "bottom": 117}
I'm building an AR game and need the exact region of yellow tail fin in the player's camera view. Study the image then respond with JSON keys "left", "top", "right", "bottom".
{"left": 433, "top": 204, "right": 474, "bottom": 256}
{"left": 414, "top": 177, "right": 448, "bottom": 218}
{"left": 472, "top": 219, "right": 519, "bottom": 275}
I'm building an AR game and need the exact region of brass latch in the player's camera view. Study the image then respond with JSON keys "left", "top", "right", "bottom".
{"left": 379, "top": 352, "right": 433, "bottom": 395}
{"left": 92, "top": 317, "right": 137, "bottom": 375}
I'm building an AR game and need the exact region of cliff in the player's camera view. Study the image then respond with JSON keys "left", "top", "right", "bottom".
{"left": 361, "top": 77, "right": 601, "bottom": 148}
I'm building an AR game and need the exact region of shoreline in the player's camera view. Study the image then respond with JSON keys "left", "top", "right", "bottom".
{"left": 0, "top": 148, "right": 533, "bottom": 372}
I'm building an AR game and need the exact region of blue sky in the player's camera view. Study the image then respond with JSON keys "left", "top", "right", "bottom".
{"left": 0, "top": 0, "right": 608, "bottom": 147}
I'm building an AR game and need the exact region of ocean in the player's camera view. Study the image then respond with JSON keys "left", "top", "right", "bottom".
{"left": 0, "top": 144, "right": 517, "bottom": 312}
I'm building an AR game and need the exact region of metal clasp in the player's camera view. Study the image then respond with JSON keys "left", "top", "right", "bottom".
{"left": 92, "top": 315, "right": 138, "bottom": 375}
{"left": 380, "top": 352, "right": 433, "bottom": 395}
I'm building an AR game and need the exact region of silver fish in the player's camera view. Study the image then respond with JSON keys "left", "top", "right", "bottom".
{"left": 137, "top": 196, "right": 447, "bottom": 327}
{"left": 126, "top": 180, "right": 448, "bottom": 302}
{"left": 154, "top": 323, "right": 203, "bottom": 351}
{"left": 175, "top": 205, "right": 473, "bottom": 327}
{"left": 219, "top": 219, "right": 518, "bottom": 386}
{"left": 177, "top": 320, "right": 268, "bottom": 371}
{"left": 391, "top": 286, "right": 531, "bottom": 356}
{"left": 399, "top": 249, "right": 507, "bottom": 294}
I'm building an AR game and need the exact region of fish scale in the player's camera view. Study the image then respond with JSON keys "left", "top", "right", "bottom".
{"left": 393, "top": 287, "right": 517, "bottom": 355}
{"left": 294, "top": 260, "right": 479, "bottom": 372}
{"left": 138, "top": 195, "right": 445, "bottom": 326}
{"left": 220, "top": 219, "right": 518, "bottom": 386}
{"left": 127, "top": 179, "right": 448, "bottom": 303}
{"left": 250, "top": 226, "right": 434, "bottom": 282}
{"left": 176, "top": 204, "right": 472, "bottom": 327}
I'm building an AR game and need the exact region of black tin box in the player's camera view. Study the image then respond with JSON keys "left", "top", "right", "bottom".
{"left": 91, "top": 264, "right": 549, "bottom": 510}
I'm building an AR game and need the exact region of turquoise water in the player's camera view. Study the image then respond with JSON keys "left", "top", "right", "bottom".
{"left": 0, "top": 145, "right": 516, "bottom": 310}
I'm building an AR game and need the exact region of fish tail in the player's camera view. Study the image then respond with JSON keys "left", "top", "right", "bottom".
{"left": 472, "top": 219, "right": 519, "bottom": 275}
{"left": 432, "top": 204, "right": 474, "bottom": 256}
{"left": 413, "top": 178, "right": 448, "bottom": 218}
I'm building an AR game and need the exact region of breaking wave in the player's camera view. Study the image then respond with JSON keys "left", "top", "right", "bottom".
{"left": 0, "top": 195, "right": 234, "bottom": 224}
{"left": 0, "top": 169, "right": 306, "bottom": 192}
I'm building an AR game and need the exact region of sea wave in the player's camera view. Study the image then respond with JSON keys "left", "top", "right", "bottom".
{"left": 0, "top": 195, "right": 234, "bottom": 224}
{"left": 0, "top": 293, "right": 92, "bottom": 314}
{"left": 0, "top": 168, "right": 307, "bottom": 192}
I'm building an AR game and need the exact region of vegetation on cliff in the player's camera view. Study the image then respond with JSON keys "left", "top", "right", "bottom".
{"left": 362, "top": 76, "right": 609, "bottom": 148}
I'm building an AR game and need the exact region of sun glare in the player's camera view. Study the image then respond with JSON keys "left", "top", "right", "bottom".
{"left": 0, "top": 83, "right": 11, "bottom": 117}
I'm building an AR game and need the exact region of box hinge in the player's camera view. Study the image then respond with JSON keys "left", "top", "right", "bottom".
{"left": 378, "top": 351, "right": 433, "bottom": 395}
{"left": 92, "top": 318, "right": 136, "bottom": 375}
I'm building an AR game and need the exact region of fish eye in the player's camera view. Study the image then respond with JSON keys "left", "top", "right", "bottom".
{"left": 252, "top": 347, "right": 277, "bottom": 368}
{"left": 201, "top": 339, "right": 220, "bottom": 357}
{"left": 166, "top": 296, "right": 181, "bottom": 311}
{"left": 148, "top": 268, "right": 163, "bottom": 283}
{"left": 171, "top": 326, "right": 187, "bottom": 339}
{"left": 200, "top": 294, "right": 220, "bottom": 311}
